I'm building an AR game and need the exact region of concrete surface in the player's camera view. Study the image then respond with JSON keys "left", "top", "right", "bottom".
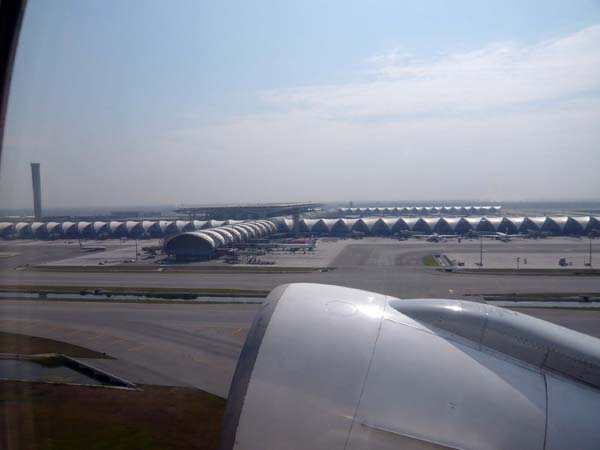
{"left": 447, "top": 237, "right": 595, "bottom": 268}
{"left": 1, "top": 237, "right": 599, "bottom": 397}
{"left": 1, "top": 238, "right": 599, "bottom": 299}
{"left": 0, "top": 298, "right": 599, "bottom": 399}
{"left": 40, "top": 239, "right": 161, "bottom": 267}
{"left": 0, "top": 299, "right": 257, "bottom": 397}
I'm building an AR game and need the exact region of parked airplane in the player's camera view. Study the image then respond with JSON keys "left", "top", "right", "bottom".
{"left": 275, "top": 239, "right": 316, "bottom": 251}
{"left": 415, "top": 233, "right": 460, "bottom": 242}
{"left": 141, "top": 244, "right": 162, "bottom": 255}
{"left": 518, "top": 230, "right": 551, "bottom": 239}
{"left": 462, "top": 230, "right": 513, "bottom": 242}
{"left": 78, "top": 241, "right": 106, "bottom": 252}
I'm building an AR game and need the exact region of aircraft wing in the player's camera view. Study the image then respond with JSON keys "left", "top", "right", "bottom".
{"left": 221, "top": 283, "right": 600, "bottom": 450}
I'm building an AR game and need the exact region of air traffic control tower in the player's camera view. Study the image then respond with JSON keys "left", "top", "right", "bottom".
{"left": 30, "top": 162, "right": 42, "bottom": 220}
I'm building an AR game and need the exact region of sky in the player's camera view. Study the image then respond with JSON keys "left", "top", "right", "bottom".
{"left": 1, "top": 0, "right": 600, "bottom": 209}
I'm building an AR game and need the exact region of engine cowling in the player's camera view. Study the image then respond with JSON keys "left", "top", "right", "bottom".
{"left": 221, "top": 283, "right": 600, "bottom": 450}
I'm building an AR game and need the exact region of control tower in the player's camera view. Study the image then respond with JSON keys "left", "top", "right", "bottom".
{"left": 30, "top": 162, "right": 42, "bottom": 220}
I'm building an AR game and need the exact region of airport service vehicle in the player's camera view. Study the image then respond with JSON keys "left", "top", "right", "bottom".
{"left": 558, "top": 257, "right": 570, "bottom": 267}
{"left": 222, "top": 283, "right": 600, "bottom": 450}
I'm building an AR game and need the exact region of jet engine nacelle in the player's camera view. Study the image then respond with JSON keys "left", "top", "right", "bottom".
{"left": 221, "top": 283, "right": 600, "bottom": 450}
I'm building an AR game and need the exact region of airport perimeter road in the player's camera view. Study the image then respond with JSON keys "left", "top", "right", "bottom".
{"left": 0, "top": 299, "right": 258, "bottom": 397}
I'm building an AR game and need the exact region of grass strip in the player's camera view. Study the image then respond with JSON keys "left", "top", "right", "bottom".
{"left": 422, "top": 255, "right": 439, "bottom": 266}
{"left": 507, "top": 306, "right": 600, "bottom": 311}
{"left": 0, "top": 284, "right": 270, "bottom": 296}
{"left": 0, "top": 296, "right": 263, "bottom": 305}
{"left": 0, "top": 332, "right": 111, "bottom": 359}
{"left": 0, "top": 381, "right": 224, "bottom": 450}
{"left": 28, "top": 264, "right": 322, "bottom": 274}
{"left": 445, "top": 268, "right": 600, "bottom": 276}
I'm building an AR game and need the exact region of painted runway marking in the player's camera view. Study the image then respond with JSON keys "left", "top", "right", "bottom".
{"left": 65, "top": 329, "right": 83, "bottom": 336}
{"left": 86, "top": 333, "right": 105, "bottom": 341}
{"left": 232, "top": 327, "right": 247, "bottom": 336}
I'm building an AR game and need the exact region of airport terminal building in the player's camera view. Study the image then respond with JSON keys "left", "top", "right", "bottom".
{"left": 338, "top": 205, "right": 503, "bottom": 216}
{"left": 163, "top": 220, "right": 277, "bottom": 259}
{"left": 292, "top": 216, "right": 600, "bottom": 236}
{"left": 1, "top": 216, "right": 599, "bottom": 241}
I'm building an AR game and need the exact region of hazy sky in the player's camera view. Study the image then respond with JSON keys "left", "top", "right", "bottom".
{"left": 1, "top": 0, "right": 600, "bottom": 209}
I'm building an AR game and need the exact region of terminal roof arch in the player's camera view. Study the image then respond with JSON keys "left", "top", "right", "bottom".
{"left": 485, "top": 217, "right": 504, "bottom": 231}
{"left": 300, "top": 219, "right": 318, "bottom": 232}
{"left": 257, "top": 220, "right": 277, "bottom": 233}
{"left": 402, "top": 218, "right": 421, "bottom": 231}
{"left": 164, "top": 232, "right": 216, "bottom": 257}
{"left": 244, "top": 223, "right": 263, "bottom": 237}
{"left": 46, "top": 222, "right": 62, "bottom": 234}
{"left": 93, "top": 222, "right": 109, "bottom": 233}
{"left": 109, "top": 221, "right": 126, "bottom": 234}
{"left": 159, "top": 221, "right": 176, "bottom": 234}
{"left": 61, "top": 222, "right": 77, "bottom": 234}
{"left": 464, "top": 217, "right": 482, "bottom": 229}
{"left": 193, "top": 220, "right": 209, "bottom": 230}
{"left": 358, "top": 218, "right": 379, "bottom": 231}
{"left": 211, "top": 228, "right": 234, "bottom": 244}
{"left": 330, "top": 219, "right": 350, "bottom": 234}
{"left": 0, "top": 223, "right": 14, "bottom": 235}
{"left": 571, "top": 216, "right": 591, "bottom": 232}
{"left": 443, "top": 217, "right": 462, "bottom": 231}
{"left": 220, "top": 226, "right": 242, "bottom": 242}
{"left": 15, "top": 222, "right": 32, "bottom": 236}
{"left": 230, "top": 225, "right": 250, "bottom": 240}
{"left": 508, "top": 217, "right": 526, "bottom": 231}
{"left": 548, "top": 216, "right": 569, "bottom": 231}
{"left": 78, "top": 222, "right": 93, "bottom": 234}
{"left": 125, "top": 221, "right": 141, "bottom": 233}
{"left": 175, "top": 220, "right": 193, "bottom": 232}
{"left": 201, "top": 229, "right": 226, "bottom": 247}
{"left": 142, "top": 221, "right": 159, "bottom": 233}
{"left": 528, "top": 217, "right": 548, "bottom": 231}
{"left": 234, "top": 224, "right": 256, "bottom": 238}
{"left": 30, "top": 222, "right": 46, "bottom": 237}
{"left": 252, "top": 222, "right": 269, "bottom": 236}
